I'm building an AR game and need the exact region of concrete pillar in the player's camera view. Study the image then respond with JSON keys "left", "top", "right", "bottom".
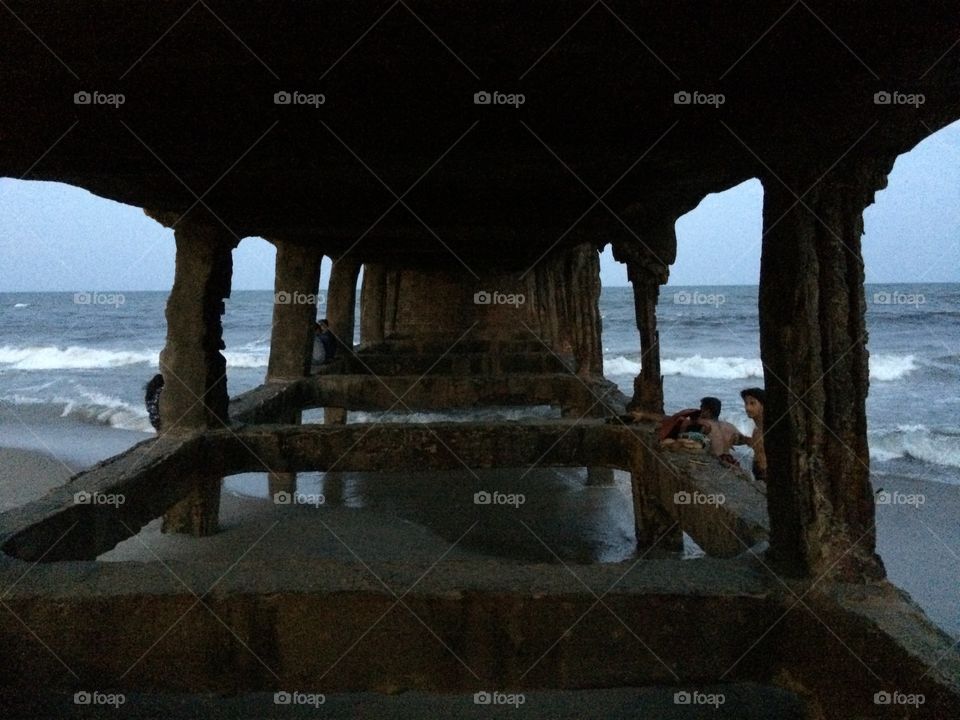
{"left": 759, "top": 162, "right": 888, "bottom": 581}
{"left": 265, "top": 240, "right": 322, "bottom": 495}
{"left": 324, "top": 256, "right": 361, "bottom": 425}
{"left": 327, "top": 255, "right": 362, "bottom": 355}
{"left": 267, "top": 241, "right": 323, "bottom": 381}
{"left": 267, "top": 408, "right": 301, "bottom": 498}
{"left": 586, "top": 467, "right": 615, "bottom": 486}
{"left": 614, "top": 225, "right": 673, "bottom": 414}
{"left": 627, "top": 267, "right": 664, "bottom": 414}
{"left": 359, "top": 262, "right": 387, "bottom": 345}
{"left": 154, "top": 210, "right": 238, "bottom": 536}
{"left": 568, "top": 245, "right": 604, "bottom": 375}
{"left": 631, "top": 472, "right": 683, "bottom": 552}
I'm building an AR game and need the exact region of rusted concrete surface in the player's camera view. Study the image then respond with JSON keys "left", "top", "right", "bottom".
{"left": 0, "top": 553, "right": 956, "bottom": 717}
{"left": 232, "top": 373, "right": 626, "bottom": 424}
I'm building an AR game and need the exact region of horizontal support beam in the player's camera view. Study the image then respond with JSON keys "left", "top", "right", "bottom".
{"left": 1, "top": 421, "right": 766, "bottom": 563}
{"left": 0, "top": 554, "right": 956, "bottom": 716}
{"left": 0, "top": 556, "right": 779, "bottom": 693}
{"left": 343, "top": 351, "right": 576, "bottom": 376}
{"left": 231, "top": 374, "right": 629, "bottom": 425}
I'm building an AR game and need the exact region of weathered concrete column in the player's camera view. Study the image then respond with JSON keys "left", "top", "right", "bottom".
{"left": 759, "top": 161, "right": 889, "bottom": 581}
{"left": 268, "top": 408, "right": 299, "bottom": 498}
{"left": 267, "top": 240, "right": 323, "bottom": 381}
{"left": 631, "top": 472, "right": 683, "bottom": 552}
{"left": 152, "top": 210, "right": 239, "bottom": 536}
{"left": 327, "top": 255, "right": 361, "bottom": 354}
{"left": 613, "top": 225, "right": 674, "bottom": 413}
{"left": 627, "top": 267, "right": 664, "bottom": 414}
{"left": 531, "top": 244, "right": 604, "bottom": 375}
{"left": 359, "top": 262, "right": 387, "bottom": 345}
{"left": 324, "top": 256, "right": 361, "bottom": 425}
{"left": 265, "top": 240, "right": 322, "bottom": 493}
{"left": 586, "top": 466, "right": 615, "bottom": 486}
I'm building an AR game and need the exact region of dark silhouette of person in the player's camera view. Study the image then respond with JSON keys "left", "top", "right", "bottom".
{"left": 145, "top": 373, "right": 164, "bottom": 432}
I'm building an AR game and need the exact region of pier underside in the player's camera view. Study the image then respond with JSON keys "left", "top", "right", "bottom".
{"left": 2, "top": 1, "right": 960, "bottom": 716}
{"left": 2, "top": 364, "right": 958, "bottom": 718}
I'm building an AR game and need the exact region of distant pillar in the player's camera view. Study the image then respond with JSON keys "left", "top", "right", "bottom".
{"left": 360, "top": 263, "right": 387, "bottom": 345}
{"left": 265, "top": 240, "right": 322, "bottom": 495}
{"left": 627, "top": 267, "right": 664, "bottom": 414}
{"left": 152, "top": 210, "right": 238, "bottom": 536}
{"left": 324, "top": 256, "right": 361, "bottom": 424}
{"left": 327, "top": 255, "right": 362, "bottom": 357}
{"left": 759, "top": 162, "right": 888, "bottom": 581}
{"left": 613, "top": 225, "right": 674, "bottom": 414}
{"left": 586, "top": 467, "right": 615, "bottom": 486}
{"left": 267, "top": 241, "right": 323, "bottom": 381}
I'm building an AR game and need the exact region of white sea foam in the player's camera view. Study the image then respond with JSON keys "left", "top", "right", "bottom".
{"left": 2, "top": 388, "right": 154, "bottom": 432}
{"left": 870, "top": 354, "right": 917, "bottom": 382}
{"left": 603, "top": 353, "right": 918, "bottom": 382}
{"left": 0, "top": 345, "right": 270, "bottom": 370}
{"left": 13, "top": 303, "right": 29, "bottom": 308}
{"left": 869, "top": 425, "right": 960, "bottom": 471}
{"left": 58, "top": 390, "right": 154, "bottom": 433}
{"left": 222, "top": 351, "right": 269, "bottom": 368}
{"left": 603, "top": 355, "right": 642, "bottom": 376}
{"left": 603, "top": 354, "right": 764, "bottom": 380}
{"left": 0, "top": 345, "right": 155, "bottom": 370}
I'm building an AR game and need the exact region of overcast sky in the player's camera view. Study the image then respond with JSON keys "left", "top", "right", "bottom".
{"left": 2, "top": 120, "right": 959, "bottom": 292}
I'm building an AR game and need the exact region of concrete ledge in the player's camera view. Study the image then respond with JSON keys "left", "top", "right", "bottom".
{"left": 0, "top": 554, "right": 956, "bottom": 717}
{"left": 344, "top": 351, "right": 576, "bottom": 376}
{"left": 0, "top": 557, "right": 780, "bottom": 694}
{"left": 294, "top": 373, "right": 624, "bottom": 416}
{"left": 627, "top": 424, "right": 770, "bottom": 557}
{"left": 231, "top": 374, "right": 627, "bottom": 425}
{"left": 0, "top": 423, "right": 764, "bottom": 563}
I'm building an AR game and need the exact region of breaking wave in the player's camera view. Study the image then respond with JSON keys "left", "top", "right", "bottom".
{"left": 604, "top": 353, "right": 918, "bottom": 382}
{"left": 0, "top": 345, "right": 270, "bottom": 370}
{"left": 869, "top": 424, "right": 960, "bottom": 471}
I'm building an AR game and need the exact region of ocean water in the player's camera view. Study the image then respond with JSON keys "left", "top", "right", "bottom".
{"left": 1, "top": 285, "right": 958, "bottom": 486}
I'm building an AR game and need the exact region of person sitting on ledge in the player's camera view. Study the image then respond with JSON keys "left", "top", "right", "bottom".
{"left": 611, "top": 396, "right": 740, "bottom": 461}
{"left": 735, "top": 387, "right": 766, "bottom": 482}
{"left": 693, "top": 396, "right": 741, "bottom": 464}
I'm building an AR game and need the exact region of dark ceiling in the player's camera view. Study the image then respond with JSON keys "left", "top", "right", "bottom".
{"left": 1, "top": 1, "right": 958, "bottom": 269}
